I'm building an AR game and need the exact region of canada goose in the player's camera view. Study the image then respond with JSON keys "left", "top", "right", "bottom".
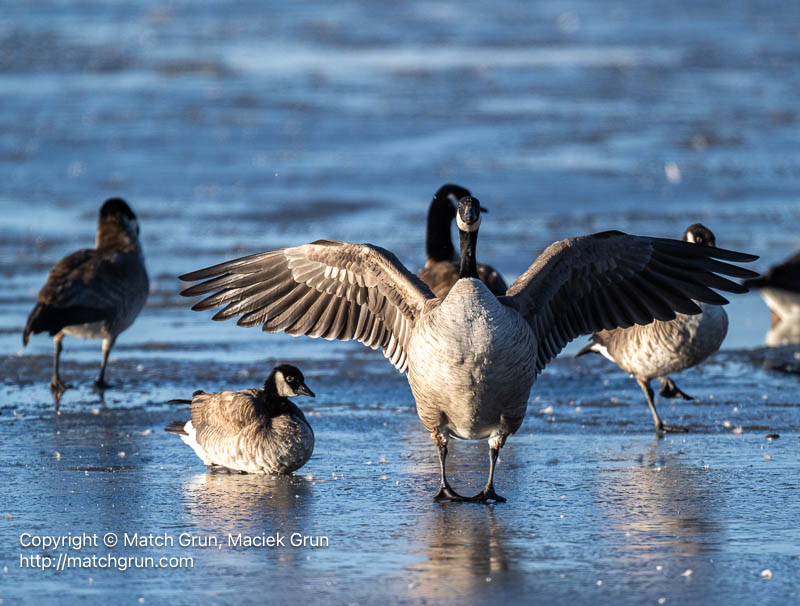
{"left": 23, "top": 198, "right": 149, "bottom": 394}
{"left": 576, "top": 224, "right": 731, "bottom": 434}
{"left": 179, "top": 199, "right": 757, "bottom": 503}
{"left": 743, "top": 252, "right": 800, "bottom": 330}
{"left": 165, "top": 364, "right": 315, "bottom": 474}
{"left": 418, "top": 184, "right": 507, "bottom": 298}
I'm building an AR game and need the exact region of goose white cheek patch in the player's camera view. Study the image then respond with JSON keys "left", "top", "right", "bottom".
{"left": 456, "top": 214, "right": 481, "bottom": 232}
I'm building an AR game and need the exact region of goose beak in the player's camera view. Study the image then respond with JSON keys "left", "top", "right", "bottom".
{"left": 479, "top": 204, "right": 488, "bottom": 213}
{"left": 297, "top": 383, "right": 315, "bottom": 398}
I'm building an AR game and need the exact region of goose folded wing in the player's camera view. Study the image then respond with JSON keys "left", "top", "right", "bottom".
{"left": 190, "top": 391, "right": 258, "bottom": 435}
{"left": 180, "top": 240, "right": 435, "bottom": 372}
{"left": 37, "top": 249, "right": 128, "bottom": 323}
{"left": 504, "top": 230, "right": 759, "bottom": 376}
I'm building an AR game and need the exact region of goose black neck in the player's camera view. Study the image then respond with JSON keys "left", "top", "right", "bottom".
{"left": 263, "top": 374, "right": 283, "bottom": 400}
{"left": 458, "top": 228, "right": 479, "bottom": 279}
{"left": 426, "top": 199, "right": 456, "bottom": 262}
{"left": 262, "top": 382, "right": 291, "bottom": 416}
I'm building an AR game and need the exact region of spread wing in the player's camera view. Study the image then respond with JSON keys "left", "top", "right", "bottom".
{"left": 180, "top": 240, "right": 435, "bottom": 372}
{"left": 504, "top": 230, "right": 759, "bottom": 375}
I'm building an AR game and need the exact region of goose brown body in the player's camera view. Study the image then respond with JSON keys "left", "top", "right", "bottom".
{"left": 166, "top": 365, "right": 315, "bottom": 474}
{"left": 23, "top": 198, "right": 148, "bottom": 395}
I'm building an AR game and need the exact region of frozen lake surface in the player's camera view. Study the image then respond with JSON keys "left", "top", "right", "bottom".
{"left": 2, "top": 0, "right": 800, "bottom": 604}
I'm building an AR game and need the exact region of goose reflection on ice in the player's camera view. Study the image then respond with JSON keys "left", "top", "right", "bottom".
{"left": 765, "top": 317, "right": 800, "bottom": 347}
{"left": 594, "top": 439, "right": 723, "bottom": 563}
{"left": 404, "top": 505, "right": 526, "bottom": 602}
{"left": 180, "top": 473, "right": 313, "bottom": 536}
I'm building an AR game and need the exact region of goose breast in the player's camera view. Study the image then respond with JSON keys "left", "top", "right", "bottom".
{"left": 406, "top": 279, "right": 537, "bottom": 440}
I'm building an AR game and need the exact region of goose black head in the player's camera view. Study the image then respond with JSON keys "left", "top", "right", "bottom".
{"left": 433, "top": 184, "right": 472, "bottom": 214}
{"left": 682, "top": 223, "right": 716, "bottom": 247}
{"left": 97, "top": 197, "right": 141, "bottom": 249}
{"left": 266, "top": 364, "right": 315, "bottom": 399}
{"left": 456, "top": 196, "right": 482, "bottom": 233}
{"left": 427, "top": 184, "right": 470, "bottom": 261}
{"left": 100, "top": 198, "right": 137, "bottom": 221}
{"left": 456, "top": 196, "right": 483, "bottom": 279}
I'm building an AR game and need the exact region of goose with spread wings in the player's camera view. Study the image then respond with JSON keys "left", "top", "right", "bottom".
{"left": 180, "top": 196, "right": 758, "bottom": 503}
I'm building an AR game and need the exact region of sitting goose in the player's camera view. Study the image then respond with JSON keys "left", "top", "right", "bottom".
{"left": 418, "top": 184, "right": 507, "bottom": 298}
{"left": 180, "top": 198, "right": 757, "bottom": 503}
{"left": 743, "top": 251, "right": 800, "bottom": 333}
{"left": 23, "top": 198, "right": 149, "bottom": 394}
{"left": 165, "top": 364, "right": 315, "bottom": 474}
{"left": 576, "top": 224, "right": 730, "bottom": 434}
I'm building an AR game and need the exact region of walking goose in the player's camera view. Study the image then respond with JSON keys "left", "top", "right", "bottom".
{"left": 418, "top": 184, "right": 507, "bottom": 297}
{"left": 743, "top": 252, "right": 800, "bottom": 330}
{"left": 165, "top": 364, "right": 315, "bottom": 474}
{"left": 179, "top": 198, "right": 757, "bottom": 502}
{"left": 576, "top": 224, "right": 731, "bottom": 434}
{"left": 23, "top": 198, "right": 149, "bottom": 394}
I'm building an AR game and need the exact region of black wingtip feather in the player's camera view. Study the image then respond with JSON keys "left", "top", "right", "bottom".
{"left": 741, "top": 276, "right": 764, "bottom": 290}
{"left": 164, "top": 420, "right": 188, "bottom": 435}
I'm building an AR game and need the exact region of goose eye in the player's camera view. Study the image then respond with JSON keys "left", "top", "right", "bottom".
{"left": 286, "top": 376, "right": 296, "bottom": 383}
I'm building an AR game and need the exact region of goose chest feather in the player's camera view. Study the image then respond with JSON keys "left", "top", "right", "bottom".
{"left": 407, "top": 278, "right": 537, "bottom": 440}
{"left": 180, "top": 197, "right": 758, "bottom": 503}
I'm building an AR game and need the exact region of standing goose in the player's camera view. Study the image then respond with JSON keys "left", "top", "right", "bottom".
{"left": 743, "top": 252, "right": 800, "bottom": 335}
{"left": 23, "top": 198, "right": 149, "bottom": 394}
{"left": 179, "top": 198, "right": 757, "bottom": 503}
{"left": 576, "top": 224, "right": 730, "bottom": 434}
{"left": 165, "top": 364, "right": 315, "bottom": 474}
{"left": 418, "top": 184, "right": 507, "bottom": 298}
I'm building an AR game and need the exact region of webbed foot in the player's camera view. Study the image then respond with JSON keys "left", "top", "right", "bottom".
{"left": 93, "top": 378, "right": 112, "bottom": 390}
{"left": 50, "top": 377, "right": 68, "bottom": 394}
{"left": 656, "top": 422, "right": 690, "bottom": 435}
{"left": 433, "top": 485, "right": 471, "bottom": 502}
{"left": 659, "top": 377, "right": 693, "bottom": 401}
{"left": 468, "top": 487, "right": 507, "bottom": 504}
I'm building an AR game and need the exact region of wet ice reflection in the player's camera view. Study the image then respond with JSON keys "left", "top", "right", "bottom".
{"left": 591, "top": 439, "right": 724, "bottom": 599}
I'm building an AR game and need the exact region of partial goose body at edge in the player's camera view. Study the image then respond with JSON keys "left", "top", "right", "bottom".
{"left": 592, "top": 302, "right": 728, "bottom": 380}
{"left": 407, "top": 278, "right": 537, "bottom": 440}
{"left": 761, "top": 288, "right": 800, "bottom": 323}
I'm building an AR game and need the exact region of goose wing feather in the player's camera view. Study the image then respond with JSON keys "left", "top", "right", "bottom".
{"left": 505, "top": 230, "right": 758, "bottom": 375}
{"left": 180, "top": 240, "right": 435, "bottom": 372}
{"left": 38, "top": 249, "right": 130, "bottom": 315}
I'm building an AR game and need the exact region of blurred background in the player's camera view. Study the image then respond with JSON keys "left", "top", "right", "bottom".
{"left": 2, "top": 0, "right": 800, "bottom": 361}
